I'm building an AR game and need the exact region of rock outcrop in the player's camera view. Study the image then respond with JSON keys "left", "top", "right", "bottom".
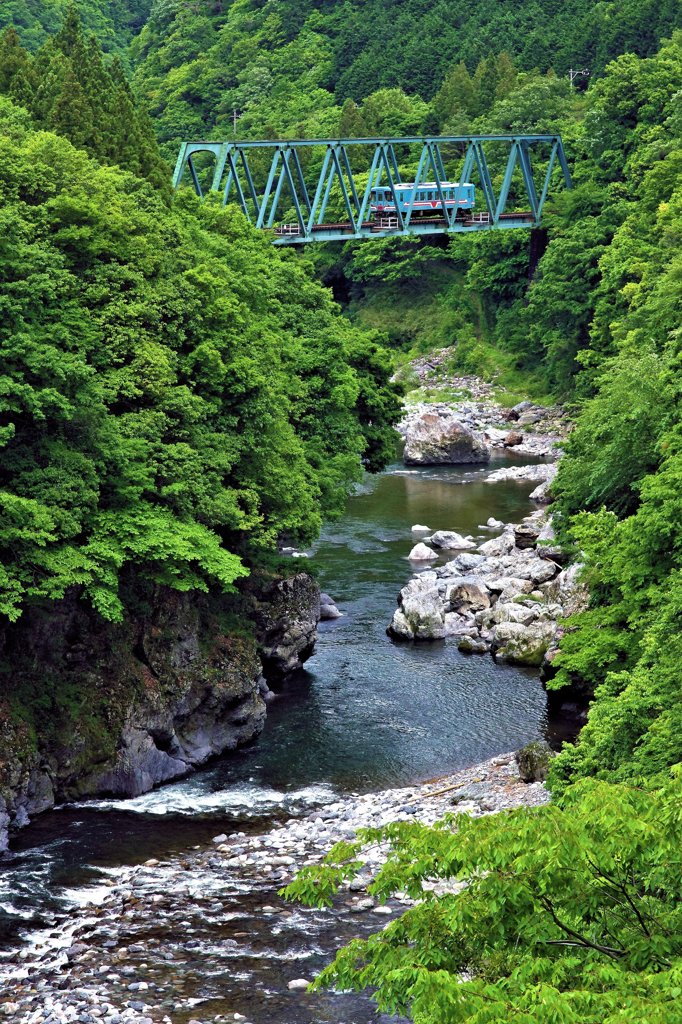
{"left": 251, "top": 572, "right": 320, "bottom": 679}
{"left": 389, "top": 512, "right": 588, "bottom": 669}
{"left": 402, "top": 409, "right": 490, "bottom": 465}
{"left": 0, "top": 572, "right": 321, "bottom": 849}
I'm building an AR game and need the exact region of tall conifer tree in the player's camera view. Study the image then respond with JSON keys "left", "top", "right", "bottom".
{"left": 0, "top": 27, "right": 35, "bottom": 103}
{"left": 0, "top": 9, "right": 169, "bottom": 191}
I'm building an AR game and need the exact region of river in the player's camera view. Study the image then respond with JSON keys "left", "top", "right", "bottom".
{"left": 0, "top": 456, "right": 565, "bottom": 1022}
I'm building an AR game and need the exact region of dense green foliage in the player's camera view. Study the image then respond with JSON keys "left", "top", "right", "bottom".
{"left": 0, "top": 0, "right": 150, "bottom": 53}
{"left": 2, "top": 3, "right": 682, "bottom": 1021}
{"left": 536, "top": 36, "right": 682, "bottom": 792}
{"left": 286, "top": 774, "right": 682, "bottom": 1022}
{"left": 128, "top": 0, "right": 681, "bottom": 157}
{"left": 0, "top": 87, "right": 400, "bottom": 623}
{"left": 0, "top": 13, "right": 168, "bottom": 189}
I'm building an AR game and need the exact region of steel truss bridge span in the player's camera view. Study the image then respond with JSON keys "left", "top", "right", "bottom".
{"left": 173, "top": 135, "right": 572, "bottom": 245}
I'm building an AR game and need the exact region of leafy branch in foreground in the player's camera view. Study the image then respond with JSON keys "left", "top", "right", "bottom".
{"left": 283, "top": 775, "right": 682, "bottom": 1023}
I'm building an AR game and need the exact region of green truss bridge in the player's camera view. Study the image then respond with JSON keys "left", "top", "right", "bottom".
{"left": 173, "top": 135, "right": 572, "bottom": 245}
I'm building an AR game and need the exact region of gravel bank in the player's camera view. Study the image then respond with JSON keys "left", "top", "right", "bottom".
{"left": 0, "top": 754, "right": 548, "bottom": 1024}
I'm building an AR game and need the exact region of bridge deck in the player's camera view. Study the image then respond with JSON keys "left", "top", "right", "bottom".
{"left": 277, "top": 212, "right": 537, "bottom": 244}
{"left": 173, "top": 136, "right": 571, "bottom": 244}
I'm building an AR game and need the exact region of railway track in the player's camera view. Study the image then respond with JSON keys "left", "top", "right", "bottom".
{"left": 276, "top": 212, "right": 536, "bottom": 237}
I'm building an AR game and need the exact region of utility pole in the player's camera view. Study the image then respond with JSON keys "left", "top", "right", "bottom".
{"left": 568, "top": 67, "right": 589, "bottom": 88}
{"left": 232, "top": 107, "right": 240, "bottom": 135}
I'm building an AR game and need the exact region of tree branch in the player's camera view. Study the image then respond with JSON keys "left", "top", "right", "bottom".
{"left": 537, "top": 894, "right": 626, "bottom": 960}
{"left": 585, "top": 855, "right": 651, "bottom": 938}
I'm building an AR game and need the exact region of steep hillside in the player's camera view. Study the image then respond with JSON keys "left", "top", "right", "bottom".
{"left": 0, "top": 0, "right": 152, "bottom": 52}
{"left": 0, "top": 16, "right": 401, "bottom": 830}
{"left": 130, "top": 0, "right": 681, "bottom": 151}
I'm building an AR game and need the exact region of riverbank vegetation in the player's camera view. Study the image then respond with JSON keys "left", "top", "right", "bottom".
{"left": 1, "top": 2, "right": 682, "bottom": 1020}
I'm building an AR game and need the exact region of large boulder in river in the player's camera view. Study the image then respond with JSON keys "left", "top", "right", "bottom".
{"left": 389, "top": 574, "right": 446, "bottom": 640}
{"left": 403, "top": 411, "right": 490, "bottom": 465}
{"left": 428, "top": 530, "right": 477, "bottom": 550}
{"left": 408, "top": 542, "right": 438, "bottom": 561}
{"left": 491, "top": 620, "right": 556, "bottom": 666}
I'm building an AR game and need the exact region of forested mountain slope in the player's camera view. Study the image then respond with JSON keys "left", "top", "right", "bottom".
{"left": 0, "top": 0, "right": 151, "bottom": 52}
{"left": 0, "top": 92, "right": 399, "bottom": 622}
{"left": 0, "top": 12, "right": 401, "bottom": 836}
{"left": 0, "top": 12, "right": 168, "bottom": 189}
{"left": 1, "top": 3, "right": 682, "bottom": 1018}
{"left": 129, "top": 0, "right": 681, "bottom": 152}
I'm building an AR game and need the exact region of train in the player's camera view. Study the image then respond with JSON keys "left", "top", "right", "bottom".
{"left": 370, "top": 181, "right": 475, "bottom": 217}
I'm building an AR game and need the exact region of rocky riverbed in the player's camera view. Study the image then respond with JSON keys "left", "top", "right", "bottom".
{"left": 398, "top": 358, "right": 570, "bottom": 462}
{"left": 389, "top": 365, "right": 583, "bottom": 669}
{"left": 390, "top": 506, "right": 587, "bottom": 671}
{"left": 399, "top": 397, "right": 567, "bottom": 462}
{"left": 0, "top": 753, "right": 549, "bottom": 1024}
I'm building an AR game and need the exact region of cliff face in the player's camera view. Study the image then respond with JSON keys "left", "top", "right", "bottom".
{"left": 0, "top": 572, "right": 320, "bottom": 849}
{"left": 251, "top": 572, "right": 321, "bottom": 679}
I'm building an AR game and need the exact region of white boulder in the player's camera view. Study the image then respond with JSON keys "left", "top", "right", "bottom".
{"left": 404, "top": 410, "right": 490, "bottom": 465}
{"left": 389, "top": 575, "right": 447, "bottom": 640}
{"left": 427, "top": 530, "right": 478, "bottom": 550}
{"left": 408, "top": 542, "right": 438, "bottom": 561}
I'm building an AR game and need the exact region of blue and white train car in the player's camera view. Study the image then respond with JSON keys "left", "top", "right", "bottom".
{"left": 370, "top": 181, "right": 475, "bottom": 217}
